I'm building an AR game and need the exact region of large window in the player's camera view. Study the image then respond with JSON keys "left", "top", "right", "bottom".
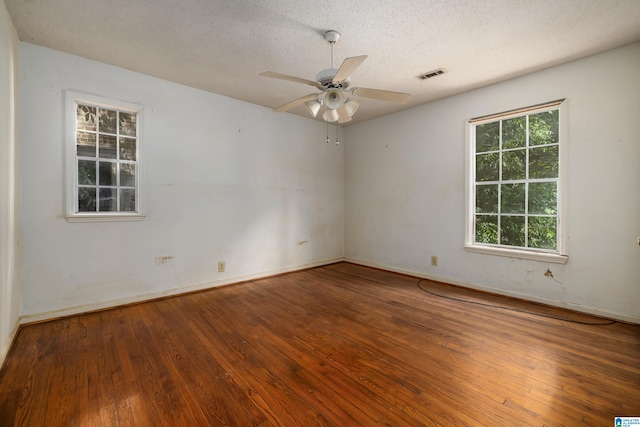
{"left": 465, "top": 100, "right": 567, "bottom": 263}
{"left": 66, "top": 92, "right": 144, "bottom": 222}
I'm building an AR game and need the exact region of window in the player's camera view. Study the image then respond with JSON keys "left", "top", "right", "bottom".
{"left": 465, "top": 100, "right": 567, "bottom": 263}
{"left": 65, "top": 92, "right": 144, "bottom": 222}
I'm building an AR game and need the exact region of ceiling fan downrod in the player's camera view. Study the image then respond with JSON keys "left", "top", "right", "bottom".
{"left": 324, "top": 30, "right": 341, "bottom": 70}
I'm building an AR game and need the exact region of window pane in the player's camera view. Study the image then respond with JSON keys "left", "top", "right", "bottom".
{"left": 77, "top": 132, "right": 96, "bottom": 157}
{"left": 476, "top": 122, "right": 499, "bottom": 153}
{"left": 99, "top": 135, "right": 117, "bottom": 159}
{"left": 119, "top": 112, "right": 137, "bottom": 137}
{"left": 501, "top": 183, "right": 525, "bottom": 214}
{"left": 502, "top": 149, "right": 526, "bottom": 181}
{"left": 120, "top": 163, "right": 136, "bottom": 187}
{"left": 475, "top": 215, "right": 498, "bottom": 244}
{"left": 78, "top": 160, "right": 96, "bottom": 185}
{"left": 476, "top": 152, "right": 499, "bottom": 182}
{"left": 99, "top": 188, "right": 117, "bottom": 211}
{"left": 529, "top": 145, "right": 558, "bottom": 179}
{"left": 502, "top": 116, "right": 526, "bottom": 149}
{"left": 528, "top": 216, "right": 557, "bottom": 250}
{"left": 500, "top": 216, "right": 525, "bottom": 247}
{"left": 78, "top": 187, "right": 96, "bottom": 212}
{"left": 99, "top": 162, "right": 117, "bottom": 186}
{"left": 120, "top": 189, "right": 136, "bottom": 212}
{"left": 119, "top": 137, "right": 136, "bottom": 160}
{"left": 76, "top": 105, "right": 96, "bottom": 131}
{"left": 476, "top": 184, "right": 498, "bottom": 213}
{"left": 530, "top": 110, "right": 558, "bottom": 146}
{"left": 98, "top": 108, "right": 117, "bottom": 134}
{"left": 529, "top": 182, "right": 557, "bottom": 215}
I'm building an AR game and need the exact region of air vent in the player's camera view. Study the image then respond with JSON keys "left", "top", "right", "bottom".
{"left": 417, "top": 68, "right": 445, "bottom": 80}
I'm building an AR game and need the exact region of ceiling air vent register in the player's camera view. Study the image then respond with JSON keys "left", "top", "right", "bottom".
{"left": 418, "top": 69, "right": 445, "bottom": 80}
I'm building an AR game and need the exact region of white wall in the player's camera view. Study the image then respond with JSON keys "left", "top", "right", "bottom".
{"left": 19, "top": 43, "right": 344, "bottom": 320}
{"left": 345, "top": 43, "right": 640, "bottom": 322}
{"left": 0, "top": 2, "right": 21, "bottom": 365}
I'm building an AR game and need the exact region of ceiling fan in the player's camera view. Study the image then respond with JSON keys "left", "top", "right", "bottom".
{"left": 260, "top": 30, "right": 411, "bottom": 123}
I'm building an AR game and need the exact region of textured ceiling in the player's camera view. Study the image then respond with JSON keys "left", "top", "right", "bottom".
{"left": 5, "top": 0, "right": 640, "bottom": 124}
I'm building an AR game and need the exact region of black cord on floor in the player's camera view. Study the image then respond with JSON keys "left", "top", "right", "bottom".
{"left": 416, "top": 279, "right": 617, "bottom": 326}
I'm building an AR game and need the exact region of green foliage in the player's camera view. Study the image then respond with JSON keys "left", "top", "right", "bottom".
{"left": 501, "top": 149, "right": 526, "bottom": 180}
{"left": 528, "top": 216, "right": 557, "bottom": 249}
{"left": 77, "top": 160, "right": 96, "bottom": 185}
{"left": 529, "top": 146, "right": 558, "bottom": 179}
{"left": 530, "top": 110, "right": 558, "bottom": 146}
{"left": 502, "top": 116, "right": 526, "bottom": 149}
{"left": 476, "top": 152, "right": 499, "bottom": 182}
{"left": 475, "top": 215, "right": 498, "bottom": 244}
{"left": 476, "top": 184, "right": 498, "bottom": 213}
{"left": 529, "top": 182, "right": 557, "bottom": 215}
{"left": 500, "top": 216, "right": 525, "bottom": 247}
{"left": 501, "top": 183, "right": 525, "bottom": 214}
{"left": 476, "top": 122, "right": 499, "bottom": 152}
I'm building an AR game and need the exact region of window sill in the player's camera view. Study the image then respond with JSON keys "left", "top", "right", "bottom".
{"left": 66, "top": 213, "right": 146, "bottom": 223}
{"left": 465, "top": 244, "right": 568, "bottom": 264}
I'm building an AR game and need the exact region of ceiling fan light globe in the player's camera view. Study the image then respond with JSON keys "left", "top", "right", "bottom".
{"left": 323, "top": 109, "right": 339, "bottom": 122}
{"left": 304, "top": 99, "right": 322, "bottom": 117}
{"left": 344, "top": 99, "right": 360, "bottom": 117}
{"left": 325, "top": 89, "right": 345, "bottom": 110}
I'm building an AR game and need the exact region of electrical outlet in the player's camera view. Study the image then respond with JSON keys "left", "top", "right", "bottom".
{"left": 431, "top": 256, "right": 438, "bottom": 266}
{"left": 218, "top": 261, "right": 225, "bottom": 273}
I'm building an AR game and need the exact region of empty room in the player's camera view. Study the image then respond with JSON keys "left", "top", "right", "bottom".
{"left": 1, "top": 0, "right": 639, "bottom": 425}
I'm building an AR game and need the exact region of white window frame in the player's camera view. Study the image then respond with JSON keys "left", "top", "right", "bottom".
{"left": 65, "top": 91, "right": 145, "bottom": 222}
{"left": 464, "top": 99, "right": 568, "bottom": 264}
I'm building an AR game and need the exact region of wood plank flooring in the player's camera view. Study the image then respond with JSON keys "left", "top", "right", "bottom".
{"left": 1, "top": 262, "right": 639, "bottom": 426}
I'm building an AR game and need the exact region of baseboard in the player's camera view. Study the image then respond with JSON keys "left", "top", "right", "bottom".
{"left": 20, "top": 257, "right": 344, "bottom": 325}
{"left": 0, "top": 317, "right": 20, "bottom": 371}
{"left": 344, "top": 257, "right": 640, "bottom": 324}
{"left": 20, "top": 256, "right": 639, "bottom": 326}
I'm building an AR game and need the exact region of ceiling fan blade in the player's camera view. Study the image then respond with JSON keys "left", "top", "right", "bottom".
{"left": 337, "top": 105, "right": 352, "bottom": 123}
{"left": 273, "top": 93, "right": 321, "bottom": 113}
{"left": 260, "top": 71, "right": 319, "bottom": 87}
{"left": 350, "top": 87, "right": 411, "bottom": 104}
{"left": 333, "top": 55, "right": 367, "bottom": 84}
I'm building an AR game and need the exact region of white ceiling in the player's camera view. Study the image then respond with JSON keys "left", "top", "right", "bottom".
{"left": 6, "top": 0, "right": 640, "bottom": 124}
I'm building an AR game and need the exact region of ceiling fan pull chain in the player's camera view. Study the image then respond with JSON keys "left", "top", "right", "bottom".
{"left": 326, "top": 117, "right": 330, "bottom": 143}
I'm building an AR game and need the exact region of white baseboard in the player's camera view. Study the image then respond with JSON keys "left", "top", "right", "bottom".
{"left": 20, "top": 258, "right": 344, "bottom": 325}
{"left": 0, "top": 317, "right": 20, "bottom": 369}
{"left": 19, "top": 257, "right": 639, "bottom": 325}
{"left": 344, "top": 257, "right": 640, "bottom": 324}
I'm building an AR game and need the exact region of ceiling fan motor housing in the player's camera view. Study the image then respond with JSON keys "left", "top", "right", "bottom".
{"left": 316, "top": 68, "right": 350, "bottom": 90}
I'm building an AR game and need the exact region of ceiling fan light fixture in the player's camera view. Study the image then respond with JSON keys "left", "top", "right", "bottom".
{"left": 323, "top": 108, "right": 339, "bottom": 122}
{"left": 344, "top": 99, "right": 360, "bottom": 117}
{"left": 325, "top": 89, "right": 345, "bottom": 110}
{"left": 260, "top": 30, "right": 411, "bottom": 124}
{"left": 304, "top": 98, "right": 323, "bottom": 117}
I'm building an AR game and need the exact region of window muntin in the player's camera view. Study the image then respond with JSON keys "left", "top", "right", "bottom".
{"left": 66, "top": 92, "right": 144, "bottom": 222}
{"left": 467, "top": 100, "right": 566, "bottom": 262}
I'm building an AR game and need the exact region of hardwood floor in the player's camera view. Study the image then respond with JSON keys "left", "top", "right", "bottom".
{"left": 1, "top": 262, "right": 639, "bottom": 426}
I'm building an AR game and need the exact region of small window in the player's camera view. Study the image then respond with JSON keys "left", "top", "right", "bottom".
{"left": 66, "top": 92, "right": 144, "bottom": 222}
{"left": 465, "top": 100, "right": 567, "bottom": 263}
